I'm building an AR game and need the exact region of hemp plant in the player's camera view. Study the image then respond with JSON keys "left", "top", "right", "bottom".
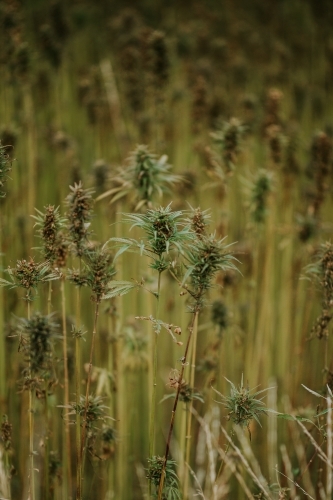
{"left": 67, "top": 245, "right": 116, "bottom": 478}
{"left": 157, "top": 229, "right": 239, "bottom": 499}
{"left": 0, "top": 259, "right": 58, "bottom": 500}
{"left": 32, "top": 204, "right": 71, "bottom": 495}
{"left": 212, "top": 376, "right": 269, "bottom": 440}
{"left": 18, "top": 312, "right": 60, "bottom": 500}
{"left": 65, "top": 181, "right": 94, "bottom": 500}
{"left": 97, "top": 145, "right": 181, "bottom": 210}
{"left": 111, "top": 204, "right": 194, "bottom": 494}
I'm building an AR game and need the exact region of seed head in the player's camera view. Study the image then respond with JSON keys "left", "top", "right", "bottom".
{"left": 66, "top": 181, "right": 94, "bottom": 257}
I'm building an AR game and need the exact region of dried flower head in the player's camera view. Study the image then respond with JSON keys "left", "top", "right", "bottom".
{"left": 1, "top": 258, "right": 59, "bottom": 301}
{"left": 18, "top": 313, "right": 59, "bottom": 376}
{"left": 1, "top": 415, "right": 12, "bottom": 452}
{"left": 32, "top": 205, "right": 67, "bottom": 264}
{"left": 66, "top": 181, "right": 94, "bottom": 257}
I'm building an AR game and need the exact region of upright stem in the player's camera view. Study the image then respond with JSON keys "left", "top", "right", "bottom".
{"left": 157, "top": 309, "right": 199, "bottom": 500}
{"left": 183, "top": 313, "right": 199, "bottom": 499}
{"left": 44, "top": 281, "right": 53, "bottom": 500}
{"left": 0, "top": 219, "right": 5, "bottom": 404}
{"left": 148, "top": 271, "right": 162, "bottom": 497}
{"left": 81, "top": 301, "right": 100, "bottom": 473}
{"left": 61, "top": 277, "right": 72, "bottom": 498}
{"left": 27, "top": 300, "right": 35, "bottom": 500}
{"left": 75, "top": 285, "right": 82, "bottom": 500}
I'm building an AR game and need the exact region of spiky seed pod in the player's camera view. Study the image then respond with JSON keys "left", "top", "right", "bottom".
{"left": 66, "top": 181, "right": 94, "bottom": 257}
{"left": 0, "top": 143, "right": 12, "bottom": 198}
{"left": 18, "top": 313, "right": 59, "bottom": 376}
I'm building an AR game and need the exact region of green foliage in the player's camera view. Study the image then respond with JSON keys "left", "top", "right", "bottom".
{"left": 18, "top": 313, "right": 59, "bottom": 376}
{"left": 213, "top": 376, "right": 270, "bottom": 438}
{"left": 146, "top": 456, "right": 181, "bottom": 500}
{"left": 65, "top": 182, "right": 94, "bottom": 257}
{"left": 113, "top": 204, "right": 194, "bottom": 273}
{"left": 32, "top": 205, "right": 67, "bottom": 264}
{"left": 98, "top": 146, "right": 181, "bottom": 210}
{"left": 0, "top": 258, "right": 59, "bottom": 300}
{"left": 184, "top": 234, "right": 239, "bottom": 302}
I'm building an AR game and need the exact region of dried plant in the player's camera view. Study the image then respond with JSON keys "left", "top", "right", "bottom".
{"left": 0, "top": 143, "right": 12, "bottom": 199}
{"left": 65, "top": 182, "right": 94, "bottom": 257}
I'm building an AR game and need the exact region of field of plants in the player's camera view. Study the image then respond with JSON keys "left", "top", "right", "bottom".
{"left": 1, "top": 0, "right": 333, "bottom": 499}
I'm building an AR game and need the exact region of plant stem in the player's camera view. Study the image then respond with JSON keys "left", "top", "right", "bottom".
{"left": 61, "top": 277, "right": 72, "bottom": 498}
{"left": 81, "top": 301, "right": 100, "bottom": 473}
{"left": 148, "top": 271, "right": 162, "bottom": 498}
{"left": 75, "top": 284, "right": 82, "bottom": 500}
{"left": 27, "top": 299, "right": 35, "bottom": 500}
{"left": 183, "top": 313, "right": 198, "bottom": 499}
{"left": 157, "top": 309, "right": 199, "bottom": 500}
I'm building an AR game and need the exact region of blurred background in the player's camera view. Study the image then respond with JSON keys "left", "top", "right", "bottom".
{"left": 1, "top": 0, "right": 333, "bottom": 498}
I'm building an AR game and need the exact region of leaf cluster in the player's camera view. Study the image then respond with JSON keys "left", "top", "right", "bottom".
{"left": 97, "top": 145, "right": 181, "bottom": 210}
{"left": 18, "top": 313, "right": 60, "bottom": 375}
{"left": 146, "top": 456, "right": 181, "bottom": 500}
{"left": 214, "top": 376, "right": 270, "bottom": 437}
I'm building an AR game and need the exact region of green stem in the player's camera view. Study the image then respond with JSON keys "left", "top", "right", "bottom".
{"left": 148, "top": 271, "right": 162, "bottom": 498}
{"left": 75, "top": 285, "right": 82, "bottom": 500}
